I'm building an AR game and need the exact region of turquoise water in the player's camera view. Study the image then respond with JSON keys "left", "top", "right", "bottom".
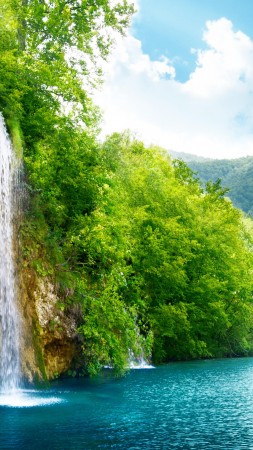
{"left": 2, "top": 358, "right": 253, "bottom": 449}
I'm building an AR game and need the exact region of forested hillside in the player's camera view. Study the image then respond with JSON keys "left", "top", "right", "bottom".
{"left": 1, "top": 0, "right": 253, "bottom": 379}
{"left": 172, "top": 153, "right": 253, "bottom": 216}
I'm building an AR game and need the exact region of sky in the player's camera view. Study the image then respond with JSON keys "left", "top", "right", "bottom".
{"left": 94, "top": 0, "right": 253, "bottom": 159}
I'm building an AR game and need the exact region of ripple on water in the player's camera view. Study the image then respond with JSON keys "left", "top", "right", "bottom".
{"left": 2, "top": 360, "right": 253, "bottom": 449}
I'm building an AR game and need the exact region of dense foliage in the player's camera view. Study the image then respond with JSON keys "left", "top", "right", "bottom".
{"left": 1, "top": 0, "right": 253, "bottom": 376}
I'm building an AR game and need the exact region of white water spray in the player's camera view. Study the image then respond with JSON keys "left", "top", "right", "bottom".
{"left": 0, "top": 113, "right": 20, "bottom": 392}
{"left": 128, "top": 350, "right": 155, "bottom": 369}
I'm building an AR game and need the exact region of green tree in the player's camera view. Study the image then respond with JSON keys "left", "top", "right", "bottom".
{"left": 95, "top": 134, "right": 253, "bottom": 363}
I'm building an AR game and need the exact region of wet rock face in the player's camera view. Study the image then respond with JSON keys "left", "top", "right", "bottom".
{"left": 34, "top": 278, "right": 78, "bottom": 379}
{"left": 8, "top": 126, "right": 79, "bottom": 383}
{"left": 19, "top": 268, "right": 43, "bottom": 384}
{"left": 20, "top": 269, "right": 79, "bottom": 382}
{"left": 35, "top": 279, "right": 76, "bottom": 339}
{"left": 44, "top": 340, "right": 77, "bottom": 379}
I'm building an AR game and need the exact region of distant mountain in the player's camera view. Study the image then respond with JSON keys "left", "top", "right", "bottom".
{"left": 168, "top": 150, "right": 211, "bottom": 163}
{"left": 168, "top": 151, "right": 253, "bottom": 216}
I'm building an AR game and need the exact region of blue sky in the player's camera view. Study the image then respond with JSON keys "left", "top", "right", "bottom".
{"left": 132, "top": 0, "right": 253, "bottom": 82}
{"left": 94, "top": 0, "right": 253, "bottom": 159}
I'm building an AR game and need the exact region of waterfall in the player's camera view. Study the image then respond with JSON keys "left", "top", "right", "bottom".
{"left": 0, "top": 113, "right": 20, "bottom": 392}
{"left": 128, "top": 349, "right": 155, "bottom": 369}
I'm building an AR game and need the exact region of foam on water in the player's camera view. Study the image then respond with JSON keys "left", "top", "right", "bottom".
{"left": 129, "top": 357, "right": 155, "bottom": 369}
{"left": 104, "top": 356, "right": 155, "bottom": 370}
{"left": 0, "top": 389, "right": 65, "bottom": 408}
{"left": 128, "top": 350, "right": 155, "bottom": 369}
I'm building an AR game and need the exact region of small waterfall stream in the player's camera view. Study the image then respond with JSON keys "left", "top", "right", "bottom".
{"left": 0, "top": 113, "right": 20, "bottom": 392}
{"left": 128, "top": 349, "right": 155, "bottom": 369}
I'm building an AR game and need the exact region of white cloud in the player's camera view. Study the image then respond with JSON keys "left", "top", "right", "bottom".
{"left": 184, "top": 18, "right": 253, "bottom": 98}
{"left": 94, "top": 18, "right": 253, "bottom": 159}
{"left": 101, "top": 35, "right": 175, "bottom": 81}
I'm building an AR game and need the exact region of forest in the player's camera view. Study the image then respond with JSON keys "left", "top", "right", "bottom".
{"left": 1, "top": 0, "right": 253, "bottom": 378}
{"left": 183, "top": 155, "right": 253, "bottom": 216}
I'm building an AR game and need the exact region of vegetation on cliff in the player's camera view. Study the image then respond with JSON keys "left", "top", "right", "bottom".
{"left": 1, "top": 0, "right": 253, "bottom": 377}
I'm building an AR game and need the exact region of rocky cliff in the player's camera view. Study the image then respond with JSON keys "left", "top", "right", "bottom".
{"left": 19, "top": 267, "right": 80, "bottom": 383}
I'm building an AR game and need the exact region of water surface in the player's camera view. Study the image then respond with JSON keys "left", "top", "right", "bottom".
{"left": 2, "top": 358, "right": 253, "bottom": 449}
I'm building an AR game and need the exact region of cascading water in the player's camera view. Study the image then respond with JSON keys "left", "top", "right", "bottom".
{"left": 0, "top": 113, "right": 20, "bottom": 392}
{"left": 128, "top": 349, "right": 155, "bottom": 369}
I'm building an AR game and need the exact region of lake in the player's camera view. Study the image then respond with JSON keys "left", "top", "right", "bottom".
{"left": 1, "top": 358, "right": 253, "bottom": 449}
